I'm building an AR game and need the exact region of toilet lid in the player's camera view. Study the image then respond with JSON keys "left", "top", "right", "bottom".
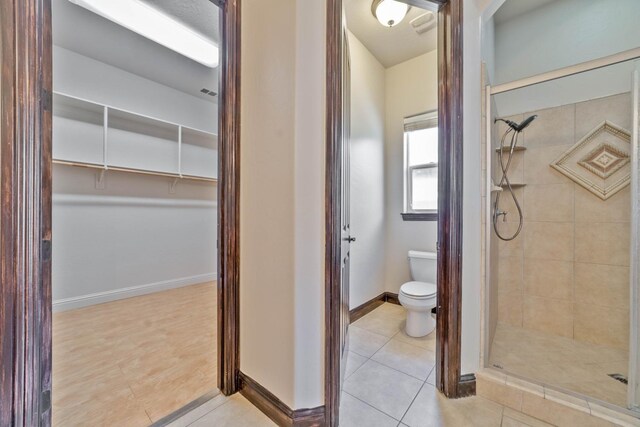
{"left": 400, "top": 281, "right": 436, "bottom": 298}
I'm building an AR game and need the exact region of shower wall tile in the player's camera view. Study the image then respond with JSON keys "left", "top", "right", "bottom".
{"left": 523, "top": 184, "right": 573, "bottom": 223}
{"left": 522, "top": 296, "right": 573, "bottom": 338}
{"left": 497, "top": 222, "right": 524, "bottom": 257}
{"left": 575, "top": 222, "right": 630, "bottom": 267}
{"left": 498, "top": 292, "right": 523, "bottom": 327}
{"left": 497, "top": 151, "right": 524, "bottom": 184}
{"left": 575, "top": 92, "right": 632, "bottom": 139}
{"left": 492, "top": 93, "right": 631, "bottom": 347}
{"left": 523, "top": 259, "right": 573, "bottom": 300}
{"left": 523, "top": 222, "right": 574, "bottom": 262}
{"left": 524, "top": 105, "right": 575, "bottom": 148}
{"left": 523, "top": 145, "right": 573, "bottom": 185}
{"left": 498, "top": 256, "right": 523, "bottom": 295}
{"left": 574, "top": 185, "right": 630, "bottom": 223}
{"left": 574, "top": 263, "right": 629, "bottom": 309}
{"left": 574, "top": 303, "right": 629, "bottom": 350}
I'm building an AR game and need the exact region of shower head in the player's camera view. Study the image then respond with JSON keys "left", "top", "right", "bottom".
{"left": 495, "top": 115, "right": 538, "bottom": 133}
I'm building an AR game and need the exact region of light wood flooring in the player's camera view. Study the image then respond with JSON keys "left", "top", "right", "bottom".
{"left": 52, "top": 282, "right": 217, "bottom": 426}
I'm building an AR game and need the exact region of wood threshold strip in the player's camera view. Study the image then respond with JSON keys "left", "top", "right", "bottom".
{"left": 238, "top": 372, "right": 325, "bottom": 427}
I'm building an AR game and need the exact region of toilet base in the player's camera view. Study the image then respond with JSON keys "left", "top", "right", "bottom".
{"left": 406, "top": 310, "right": 436, "bottom": 337}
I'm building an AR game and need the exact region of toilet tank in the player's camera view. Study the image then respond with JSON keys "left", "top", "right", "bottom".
{"left": 408, "top": 250, "right": 437, "bottom": 283}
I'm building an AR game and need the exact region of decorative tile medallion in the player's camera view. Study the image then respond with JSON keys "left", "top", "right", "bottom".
{"left": 550, "top": 121, "right": 631, "bottom": 200}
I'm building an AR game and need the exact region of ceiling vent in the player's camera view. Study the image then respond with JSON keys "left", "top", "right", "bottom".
{"left": 410, "top": 12, "right": 436, "bottom": 35}
{"left": 200, "top": 88, "right": 217, "bottom": 97}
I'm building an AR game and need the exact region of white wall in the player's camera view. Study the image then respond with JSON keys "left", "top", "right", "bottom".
{"left": 348, "top": 31, "right": 387, "bottom": 309}
{"left": 240, "top": 0, "right": 325, "bottom": 410}
{"left": 491, "top": 0, "right": 640, "bottom": 117}
{"left": 494, "top": 0, "right": 640, "bottom": 85}
{"left": 52, "top": 46, "right": 217, "bottom": 310}
{"left": 384, "top": 51, "right": 439, "bottom": 295}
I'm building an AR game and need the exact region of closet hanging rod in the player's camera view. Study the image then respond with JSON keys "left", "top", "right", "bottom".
{"left": 52, "top": 159, "right": 217, "bottom": 183}
{"left": 490, "top": 46, "right": 640, "bottom": 95}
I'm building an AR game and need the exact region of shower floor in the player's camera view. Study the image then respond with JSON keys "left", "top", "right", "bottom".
{"left": 489, "top": 323, "right": 628, "bottom": 408}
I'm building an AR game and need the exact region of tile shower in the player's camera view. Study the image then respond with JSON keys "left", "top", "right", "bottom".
{"left": 487, "top": 92, "right": 633, "bottom": 409}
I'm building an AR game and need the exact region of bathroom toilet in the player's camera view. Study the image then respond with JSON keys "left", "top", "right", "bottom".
{"left": 399, "top": 251, "right": 437, "bottom": 337}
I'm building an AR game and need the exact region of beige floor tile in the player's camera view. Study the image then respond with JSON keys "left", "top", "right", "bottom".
{"left": 349, "top": 326, "right": 391, "bottom": 358}
{"left": 402, "top": 384, "right": 503, "bottom": 427}
{"left": 476, "top": 375, "right": 523, "bottom": 411}
{"left": 371, "top": 339, "right": 436, "bottom": 380}
{"left": 166, "top": 394, "right": 230, "bottom": 427}
{"left": 189, "top": 395, "right": 276, "bottom": 427}
{"left": 339, "top": 393, "right": 398, "bottom": 427}
{"left": 501, "top": 407, "right": 553, "bottom": 427}
{"left": 343, "top": 359, "right": 423, "bottom": 420}
{"left": 393, "top": 327, "right": 436, "bottom": 351}
{"left": 353, "top": 308, "right": 405, "bottom": 338}
{"left": 345, "top": 351, "right": 368, "bottom": 379}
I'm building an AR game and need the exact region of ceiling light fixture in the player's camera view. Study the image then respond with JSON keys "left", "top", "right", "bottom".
{"left": 371, "top": 0, "right": 410, "bottom": 28}
{"left": 68, "top": 0, "right": 219, "bottom": 68}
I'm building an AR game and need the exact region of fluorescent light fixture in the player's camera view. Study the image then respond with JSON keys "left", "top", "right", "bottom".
{"left": 371, "top": 0, "right": 410, "bottom": 28}
{"left": 69, "top": 0, "right": 219, "bottom": 68}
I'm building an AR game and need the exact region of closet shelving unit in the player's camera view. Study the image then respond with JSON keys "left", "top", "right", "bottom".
{"left": 52, "top": 92, "right": 218, "bottom": 183}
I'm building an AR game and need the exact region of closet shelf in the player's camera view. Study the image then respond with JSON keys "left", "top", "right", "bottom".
{"left": 53, "top": 159, "right": 218, "bottom": 183}
{"left": 495, "top": 146, "right": 526, "bottom": 153}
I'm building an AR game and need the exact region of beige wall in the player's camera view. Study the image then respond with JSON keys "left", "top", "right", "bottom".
{"left": 384, "top": 51, "right": 439, "bottom": 295}
{"left": 495, "top": 93, "right": 631, "bottom": 350}
{"left": 240, "top": 0, "right": 325, "bottom": 409}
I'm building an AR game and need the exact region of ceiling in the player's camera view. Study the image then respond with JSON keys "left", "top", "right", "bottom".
{"left": 494, "top": 0, "right": 557, "bottom": 24}
{"left": 345, "top": 0, "right": 437, "bottom": 68}
{"left": 52, "top": 0, "right": 219, "bottom": 102}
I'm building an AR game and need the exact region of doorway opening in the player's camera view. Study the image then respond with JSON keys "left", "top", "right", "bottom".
{"left": 0, "top": 0, "right": 240, "bottom": 424}
{"left": 325, "top": 0, "right": 464, "bottom": 425}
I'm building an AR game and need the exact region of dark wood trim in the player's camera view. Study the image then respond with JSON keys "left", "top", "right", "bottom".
{"left": 239, "top": 372, "right": 326, "bottom": 427}
{"left": 349, "top": 292, "right": 402, "bottom": 323}
{"left": 0, "top": 0, "right": 52, "bottom": 424}
{"left": 435, "top": 0, "right": 466, "bottom": 399}
{"left": 401, "top": 212, "right": 438, "bottom": 221}
{"left": 457, "top": 374, "right": 476, "bottom": 398}
{"left": 217, "top": 0, "right": 242, "bottom": 396}
{"left": 326, "top": 0, "right": 468, "bottom": 423}
{"left": 325, "top": 0, "right": 344, "bottom": 424}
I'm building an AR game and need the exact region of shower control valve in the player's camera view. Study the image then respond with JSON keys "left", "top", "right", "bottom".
{"left": 495, "top": 209, "right": 508, "bottom": 222}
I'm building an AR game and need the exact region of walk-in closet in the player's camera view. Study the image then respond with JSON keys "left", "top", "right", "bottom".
{"left": 51, "top": 0, "right": 220, "bottom": 424}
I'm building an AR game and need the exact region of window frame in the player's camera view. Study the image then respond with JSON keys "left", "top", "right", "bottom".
{"left": 402, "top": 111, "right": 438, "bottom": 221}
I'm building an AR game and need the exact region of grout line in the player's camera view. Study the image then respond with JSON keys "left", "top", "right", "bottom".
{"left": 397, "top": 378, "right": 429, "bottom": 425}
{"left": 342, "top": 390, "right": 402, "bottom": 422}
{"left": 186, "top": 397, "right": 233, "bottom": 426}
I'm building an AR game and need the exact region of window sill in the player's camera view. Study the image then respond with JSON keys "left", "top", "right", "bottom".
{"left": 401, "top": 212, "right": 437, "bottom": 222}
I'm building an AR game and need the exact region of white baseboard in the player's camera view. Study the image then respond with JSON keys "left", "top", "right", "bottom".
{"left": 53, "top": 273, "right": 216, "bottom": 312}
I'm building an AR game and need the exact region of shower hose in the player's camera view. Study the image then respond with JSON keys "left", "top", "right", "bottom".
{"left": 493, "top": 125, "right": 524, "bottom": 241}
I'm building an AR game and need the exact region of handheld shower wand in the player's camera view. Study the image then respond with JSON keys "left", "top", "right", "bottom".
{"left": 492, "top": 115, "right": 537, "bottom": 241}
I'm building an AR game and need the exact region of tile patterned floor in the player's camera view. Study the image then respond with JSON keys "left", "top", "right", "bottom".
{"left": 167, "top": 394, "right": 276, "bottom": 427}
{"left": 341, "top": 303, "right": 554, "bottom": 426}
{"left": 489, "top": 323, "right": 628, "bottom": 408}
{"left": 52, "top": 282, "right": 217, "bottom": 426}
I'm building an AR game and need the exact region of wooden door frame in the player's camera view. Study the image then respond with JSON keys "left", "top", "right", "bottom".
{"left": 0, "top": 0, "right": 241, "bottom": 423}
{"left": 325, "top": 0, "right": 465, "bottom": 424}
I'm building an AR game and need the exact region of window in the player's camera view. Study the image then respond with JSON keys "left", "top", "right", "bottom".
{"left": 403, "top": 111, "right": 438, "bottom": 221}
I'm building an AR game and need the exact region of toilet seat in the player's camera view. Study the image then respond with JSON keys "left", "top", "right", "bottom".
{"left": 400, "top": 281, "right": 436, "bottom": 299}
